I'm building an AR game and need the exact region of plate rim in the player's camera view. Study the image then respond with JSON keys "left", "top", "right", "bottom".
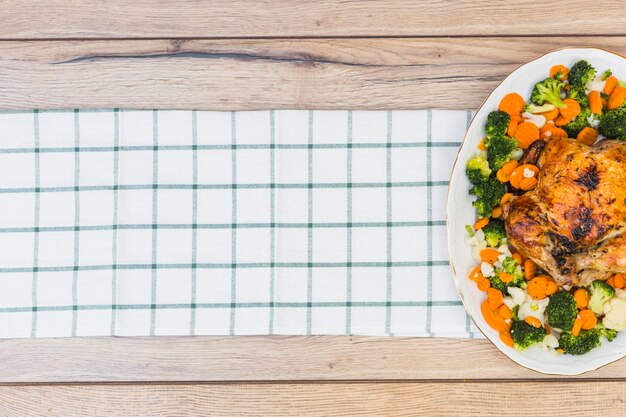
{"left": 446, "top": 46, "right": 626, "bottom": 375}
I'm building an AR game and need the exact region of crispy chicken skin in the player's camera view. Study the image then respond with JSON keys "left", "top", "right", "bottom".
{"left": 502, "top": 136, "right": 626, "bottom": 288}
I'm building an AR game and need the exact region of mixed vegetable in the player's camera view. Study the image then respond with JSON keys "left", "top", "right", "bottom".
{"left": 465, "top": 59, "right": 626, "bottom": 355}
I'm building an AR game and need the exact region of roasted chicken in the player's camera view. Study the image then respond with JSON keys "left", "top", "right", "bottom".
{"left": 503, "top": 136, "right": 626, "bottom": 288}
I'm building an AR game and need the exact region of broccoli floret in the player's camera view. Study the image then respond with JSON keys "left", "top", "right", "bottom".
{"left": 588, "top": 280, "right": 616, "bottom": 314}
{"left": 559, "top": 329, "right": 601, "bottom": 355}
{"left": 465, "top": 154, "right": 492, "bottom": 185}
{"left": 482, "top": 219, "right": 505, "bottom": 247}
{"left": 502, "top": 257, "right": 524, "bottom": 282}
{"left": 569, "top": 87, "right": 589, "bottom": 108}
{"left": 523, "top": 103, "right": 555, "bottom": 114}
{"left": 531, "top": 77, "right": 566, "bottom": 108}
{"left": 488, "top": 275, "right": 508, "bottom": 293}
{"left": 469, "top": 175, "right": 506, "bottom": 219}
{"left": 485, "top": 111, "right": 510, "bottom": 141}
{"left": 569, "top": 60, "right": 597, "bottom": 89}
{"left": 598, "top": 108, "right": 626, "bottom": 140}
{"left": 596, "top": 323, "right": 618, "bottom": 342}
{"left": 562, "top": 107, "right": 591, "bottom": 138}
{"left": 510, "top": 320, "right": 546, "bottom": 350}
{"left": 489, "top": 256, "right": 524, "bottom": 294}
{"left": 546, "top": 291, "right": 577, "bottom": 332}
{"left": 602, "top": 69, "right": 612, "bottom": 81}
{"left": 512, "top": 305, "right": 520, "bottom": 321}
{"left": 487, "top": 135, "right": 519, "bottom": 171}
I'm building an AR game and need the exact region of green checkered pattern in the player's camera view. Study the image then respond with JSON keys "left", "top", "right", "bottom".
{"left": 0, "top": 109, "right": 480, "bottom": 338}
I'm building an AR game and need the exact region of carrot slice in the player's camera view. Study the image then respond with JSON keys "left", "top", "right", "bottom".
{"left": 540, "top": 108, "right": 560, "bottom": 121}
{"left": 468, "top": 265, "right": 484, "bottom": 283}
{"left": 607, "top": 275, "right": 616, "bottom": 288}
{"left": 573, "top": 288, "right": 589, "bottom": 309}
{"left": 554, "top": 115, "right": 572, "bottom": 127}
{"left": 498, "top": 304, "right": 513, "bottom": 320}
{"left": 518, "top": 177, "right": 538, "bottom": 191}
{"left": 608, "top": 86, "right": 626, "bottom": 110}
{"left": 550, "top": 127, "right": 568, "bottom": 138}
{"left": 491, "top": 206, "right": 502, "bottom": 218}
{"left": 527, "top": 275, "right": 556, "bottom": 300}
{"left": 496, "top": 162, "right": 516, "bottom": 185}
{"left": 507, "top": 119, "right": 518, "bottom": 137}
{"left": 482, "top": 300, "right": 507, "bottom": 331}
{"left": 513, "top": 121, "right": 540, "bottom": 149}
{"left": 477, "top": 277, "right": 491, "bottom": 292}
{"left": 473, "top": 217, "right": 490, "bottom": 230}
{"left": 496, "top": 169, "right": 510, "bottom": 183}
{"left": 500, "top": 193, "right": 513, "bottom": 206}
{"left": 524, "top": 316, "right": 542, "bottom": 328}
{"left": 550, "top": 64, "right": 569, "bottom": 81}
{"left": 588, "top": 90, "right": 602, "bottom": 115}
{"left": 559, "top": 98, "right": 581, "bottom": 120}
{"left": 499, "top": 271, "right": 513, "bottom": 284}
{"left": 511, "top": 252, "right": 522, "bottom": 265}
{"left": 499, "top": 93, "right": 525, "bottom": 118}
{"left": 487, "top": 288, "right": 504, "bottom": 310}
{"left": 480, "top": 248, "right": 500, "bottom": 264}
{"left": 523, "top": 259, "right": 536, "bottom": 281}
{"left": 604, "top": 76, "right": 618, "bottom": 95}
{"left": 499, "top": 330, "right": 514, "bottom": 347}
{"left": 608, "top": 273, "right": 625, "bottom": 289}
{"left": 614, "top": 274, "right": 624, "bottom": 289}
{"left": 576, "top": 127, "right": 599, "bottom": 146}
{"left": 500, "top": 160, "right": 518, "bottom": 175}
{"left": 509, "top": 164, "right": 539, "bottom": 189}
{"left": 571, "top": 318, "right": 583, "bottom": 336}
{"left": 579, "top": 309, "right": 597, "bottom": 330}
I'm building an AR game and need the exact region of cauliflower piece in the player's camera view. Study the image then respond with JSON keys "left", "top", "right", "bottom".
{"left": 536, "top": 333, "right": 559, "bottom": 350}
{"left": 498, "top": 244, "right": 511, "bottom": 257}
{"left": 481, "top": 262, "right": 495, "bottom": 278}
{"left": 503, "top": 286, "right": 526, "bottom": 310}
{"left": 510, "top": 148, "right": 524, "bottom": 161}
{"left": 465, "top": 229, "right": 485, "bottom": 246}
{"left": 586, "top": 77, "right": 606, "bottom": 93}
{"left": 518, "top": 295, "right": 550, "bottom": 325}
{"left": 587, "top": 114, "right": 600, "bottom": 129}
{"left": 603, "top": 297, "right": 626, "bottom": 331}
{"left": 521, "top": 112, "right": 546, "bottom": 129}
{"left": 531, "top": 333, "right": 559, "bottom": 356}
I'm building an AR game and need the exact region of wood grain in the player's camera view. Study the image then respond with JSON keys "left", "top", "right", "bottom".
{"left": 2, "top": 336, "right": 626, "bottom": 383}
{"left": 1, "top": 381, "right": 624, "bottom": 417}
{"left": 2, "top": 0, "right": 626, "bottom": 39}
{"left": 1, "top": 37, "right": 626, "bottom": 110}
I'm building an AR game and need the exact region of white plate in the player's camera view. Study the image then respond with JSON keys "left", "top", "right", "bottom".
{"left": 447, "top": 48, "right": 626, "bottom": 375}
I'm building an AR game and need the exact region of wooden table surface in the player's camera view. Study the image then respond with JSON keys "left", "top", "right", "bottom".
{"left": 2, "top": 1, "right": 626, "bottom": 415}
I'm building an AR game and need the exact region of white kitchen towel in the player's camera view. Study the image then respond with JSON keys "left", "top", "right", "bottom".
{"left": 0, "top": 109, "right": 481, "bottom": 338}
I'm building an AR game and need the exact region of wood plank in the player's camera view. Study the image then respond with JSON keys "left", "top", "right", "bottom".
{"left": 2, "top": 336, "right": 626, "bottom": 383}
{"left": 0, "top": 381, "right": 624, "bottom": 416}
{"left": 2, "top": 0, "right": 626, "bottom": 39}
{"left": 1, "top": 37, "right": 626, "bottom": 110}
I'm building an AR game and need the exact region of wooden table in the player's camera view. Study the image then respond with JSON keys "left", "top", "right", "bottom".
{"left": 2, "top": 1, "right": 626, "bottom": 415}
